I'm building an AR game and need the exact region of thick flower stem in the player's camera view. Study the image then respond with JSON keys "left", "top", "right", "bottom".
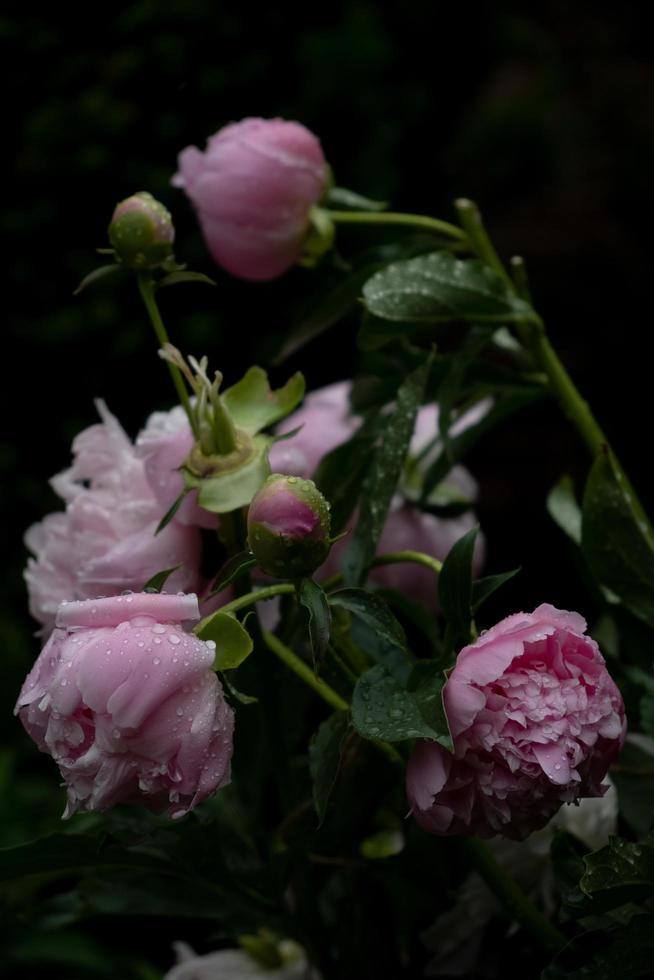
{"left": 136, "top": 272, "right": 199, "bottom": 439}
{"left": 461, "top": 837, "right": 567, "bottom": 955}
{"left": 326, "top": 209, "right": 468, "bottom": 243}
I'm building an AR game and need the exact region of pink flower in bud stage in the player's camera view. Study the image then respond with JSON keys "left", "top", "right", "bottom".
{"left": 407, "top": 604, "right": 626, "bottom": 839}
{"left": 15, "top": 593, "right": 233, "bottom": 819}
{"left": 24, "top": 402, "right": 203, "bottom": 633}
{"left": 173, "top": 117, "right": 328, "bottom": 281}
{"left": 247, "top": 474, "right": 331, "bottom": 579}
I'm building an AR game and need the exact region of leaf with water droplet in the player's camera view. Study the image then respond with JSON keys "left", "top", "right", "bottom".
{"left": 194, "top": 612, "right": 253, "bottom": 670}
{"left": 351, "top": 662, "right": 452, "bottom": 748}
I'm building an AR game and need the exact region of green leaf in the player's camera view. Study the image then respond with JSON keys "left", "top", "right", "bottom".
{"left": 610, "top": 737, "right": 654, "bottom": 837}
{"left": 471, "top": 567, "right": 520, "bottom": 613}
{"left": 298, "top": 578, "right": 332, "bottom": 663}
{"left": 193, "top": 435, "right": 271, "bottom": 513}
{"left": 362, "top": 251, "right": 534, "bottom": 325}
{"left": 195, "top": 612, "right": 254, "bottom": 670}
{"left": 580, "top": 836, "right": 654, "bottom": 911}
{"left": 436, "top": 325, "right": 492, "bottom": 459}
{"left": 73, "top": 263, "right": 122, "bottom": 296}
{"left": 325, "top": 186, "right": 388, "bottom": 211}
{"left": 343, "top": 355, "right": 432, "bottom": 585}
{"left": 351, "top": 662, "right": 452, "bottom": 747}
{"left": 313, "top": 411, "right": 382, "bottom": 532}
{"left": 141, "top": 564, "right": 182, "bottom": 592}
{"left": 308, "top": 711, "right": 350, "bottom": 824}
{"left": 547, "top": 474, "right": 582, "bottom": 544}
{"left": 582, "top": 448, "right": 654, "bottom": 628}
{"left": 438, "top": 527, "right": 478, "bottom": 636}
{"left": 155, "top": 487, "right": 191, "bottom": 534}
{"left": 221, "top": 673, "right": 258, "bottom": 705}
{"left": 359, "top": 829, "right": 404, "bottom": 859}
{"left": 156, "top": 270, "right": 216, "bottom": 288}
{"left": 210, "top": 551, "right": 256, "bottom": 594}
{"left": 222, "top": 366, "right": 305, "bottom": 435}
{"left": 328, "top": 588, "right": 410, "bottom": 682}
{"left": 0, "top": 833, "right": 164, "bottom": 882}
{"left": 543, "top": 914, "right": 654, "bottom": 980}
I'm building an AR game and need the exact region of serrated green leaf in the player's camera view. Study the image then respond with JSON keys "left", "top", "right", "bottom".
{"left": 582, "top": 448, "right": 654, "bottom": 628}
{"left": 210, "top": 551, "right": 256, "bottom": 595}
{"left": 328, "top": 588, "right": 410, "bottom": 682}
{"left": 362, "top": 251, "right": 534, "bottom": 325}
{"left": 547, "top": 474, "right": 582, "bottom": 544}
{"left": 471, "top": 567, "right": 520, "bottom": 613}
{"left": 141, "top": 564, "right": 182, "bottom": 592}
{"left": 438, "top": 527, "right": 478, "bottom": 635}
{"left": 73, "top": 263, "right": 122, "bottom": 296}
{"left": 308, "top": 711, "right": 350, "bottom": 824}
{"left": 580, "top": 837, "right": 654, "bottom": 910}
{"left": 222, "top": 367, "right": 305, "bottom": 435}
{"left": 156, "top": 270, "right": 216, "bottom": 288}
{"left": 193, "top": 435, "right": 271, "bottom": 513}
{"left": 343, "top": 355, "right": 432, "bottom": 585}
{"left": 298, "top": 578, "right": 331, "bottom": 663}
{"left": 351, "top": 663, "right": 452, "bottom": 747}
{"left": 195, "top": 612, "right": 254, "bottom": 670}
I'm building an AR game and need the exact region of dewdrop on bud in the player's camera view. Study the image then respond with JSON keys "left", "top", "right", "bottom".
{"left": 108, "top": 192, "right": 175, "bottom": 269}
{"left": 247, "top": 474, "right": 331, "bottom": 579}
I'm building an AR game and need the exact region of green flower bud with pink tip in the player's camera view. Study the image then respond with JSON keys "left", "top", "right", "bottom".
{"left": 247, "top": 474, "right": 331, "bottom": 579}
{"left": 108, "top": 191, "right": 175, "bottom": 269}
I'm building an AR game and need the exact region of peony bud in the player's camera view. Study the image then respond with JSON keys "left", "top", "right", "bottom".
{"left": 15, "top": 593, "right": 234, "bottom": 819}
{"left": 247, "top": 474, "right": 331, "bottom": 579}
{"left": 108, "top": 191, "right": 174, "bottom": 269}
{"left": 173, "top": 117, "right": 328, "bottom": 281}
{"left": 406, "top": 604, "right": 626, "bottom": 840}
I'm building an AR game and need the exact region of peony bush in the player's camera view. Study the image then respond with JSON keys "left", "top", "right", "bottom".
{"left": 7, "top": 114, "right": 653, "bottom": 980}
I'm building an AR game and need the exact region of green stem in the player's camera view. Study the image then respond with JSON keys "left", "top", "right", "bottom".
{"left": 263, "top": 630, "right": 349, "bottom": 712}
{"left": 219, "top": 583, "right": 295, "bottom": 616}
{"left": 326, "top": 209, "right": 467, "bottom": 242}
{"left": 527, "top": 322, "right": 606, "bottom": 458}
{"left": 371, "top": 549, "right": 442, "bottom": 576}
{"left": 136, "top": 272, "right": 199, "bottom": 439}
{"left": 454, "top": 198, "right": 514, "bottom": 292}
{"left": 461, "top": 838, "right": 566, "bottom": 954}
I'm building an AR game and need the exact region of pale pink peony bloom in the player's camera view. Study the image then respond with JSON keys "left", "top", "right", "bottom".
{"left": 270, "top": 381, "right": 486, "bottom": 605}
{"left": 24, "top": 402, "right": 203, "bottom": 633}
{"left": 136, "top": 404, "right": 215, "bottom": 529}
{"left": 407, "top": 604, "right": 626, "bottom": 839}
{"left": 173, "top": 117, "right": 327, "bottom": 281}
{"left": 15, "top": 593, "right": 233, "bottom": 819}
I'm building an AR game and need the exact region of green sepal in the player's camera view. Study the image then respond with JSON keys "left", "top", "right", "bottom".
{"left": 222, "top": 366, "right": 305, "bottom": 435}
{"left": 194, "top": 612, "right": 254, "bottom": 671}
{"left": 185, "top": 435, "right": 271, "bottom": 514}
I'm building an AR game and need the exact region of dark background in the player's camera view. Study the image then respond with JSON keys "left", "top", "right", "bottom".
{"left": 1, "top": 0, "right": 652, "bottom": 897}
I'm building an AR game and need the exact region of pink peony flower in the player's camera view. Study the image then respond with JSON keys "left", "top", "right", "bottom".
{"left": 269, "top": 381, "right": 485, "bottom": 604}
{"left": 136, "top": 403, "right": 215, "bottom": 529}
{"left": 24, "top": 402, "right": 203, "bottom": 633}
{"left": 406, "top": 604, "right": 626, "bottom": 839}
{"left": 173, "top": 117, "right": 327, "bottom": 281}
{"left": 15, "top": 593, "right": 233, "bottom": 819}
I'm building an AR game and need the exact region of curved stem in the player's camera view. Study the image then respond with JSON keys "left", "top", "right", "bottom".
{"left": 326, "top": 209, "right": 467, "bottom": 242}
{"left": 461, "top": 838, "right": 566, "bottom": 954}
{"left": 136, "top": 272, "right": 199, "bottom": 439}
{"left": 218, "top": 583, "right": 295, "bottom": 616}
{"left": 263, "top": 631, "right": 349, "bottom": 712}
{"left": 454, "top": 198, "right": 514, "bottom": 291}
{"left": 371, "top": 549, "right": 442, "bottom": 576}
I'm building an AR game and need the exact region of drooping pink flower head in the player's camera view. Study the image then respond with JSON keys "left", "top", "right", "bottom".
{"left": 136, "top": 403, "right": 215, "bottom": 529}
{"left": 247, "top": 474, "right": 331, "bottom": 578}
{"left": 173, "top": 117, "right": 328, "bottom": 281}
{"left": 407, "top": 604, "right": 626, "bottom": 839}
{"left": 15, "top": 593, "right": 234, "bottom": 819}
{"left": 24, "top": 402, "right": 203, "bottom": 633}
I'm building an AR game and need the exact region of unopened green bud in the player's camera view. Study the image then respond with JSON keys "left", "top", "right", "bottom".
{"left": 247, "top": 474, "right": 331, "bottom": 579}
{"left": 108, "top": 191, "right": 174, "bottom": 269}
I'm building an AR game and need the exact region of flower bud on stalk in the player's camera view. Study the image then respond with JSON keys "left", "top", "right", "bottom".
{"left": 247, "top": 475, "right": 331, "bottom": 579}
{"left": 108, "top": 191, "right": 175, "bottom": 269}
